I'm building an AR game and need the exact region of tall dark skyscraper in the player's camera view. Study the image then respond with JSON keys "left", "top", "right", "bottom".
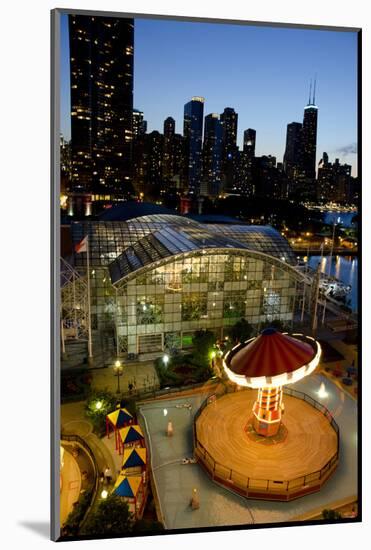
{"left": 164, "top": 117, "right": 175, "bottom": 138}
{"left": 317, "top": 152, "right": 332, "bottom": 202}
{"left": 283, "top": 122, "right": 303, "bottom": 180}
{"left": 243, "top": 128, "right": 256, "bottom": 157}
{"left": 220, "top": 108, "right": 238, "bottom": 155}
{"left": 183, "top": 97, "right": 205, "bottom": 194}
{"left": 253, "top": 155, "right": 283, "bottom": 199}
{"left": 132, "top": 109, "right": 144, "bottom": 138}
{"left": 236, "top": 128, "right": 256, "bottom": 196}
{"left": 132, "top": 131, "right": 163, "bottom": 197}
{"left": 302, "top": 82, "right": 318, "bottom": 181}
{"left": 220, "top": 107, "right": 238, "bottom": 189}
{"left": 69, "top": 15, "right": 134, "bottom": 195}
{"left": 172, "top": 134, "right": 185, "bottom": 188}
{"left": 163, "top": 117, "right": 176, "bottom": 180}
{"left": 203, "top": 114, "right": 223, "bottom": 196}
{"left": 317, "top": 153, "right": 352, "bottom": 203}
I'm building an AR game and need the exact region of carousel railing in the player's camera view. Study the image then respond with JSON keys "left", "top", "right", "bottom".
{"left": 193, "top": 384, "right": 340, "bottom": 499}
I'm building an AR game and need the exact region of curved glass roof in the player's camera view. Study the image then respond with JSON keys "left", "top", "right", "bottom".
{"left": 109, "top": 225, "right": 248, "bottom": 284}
{"left": 206, "top": 225, "right": 297, "bottom": 264}
{"left": 70, "top": 215, "right": 297, "bottom": 279}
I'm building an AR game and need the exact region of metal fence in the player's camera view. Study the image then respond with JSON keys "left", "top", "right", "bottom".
{"left": 193, "top": 384, "right": 340, "bottom": 500}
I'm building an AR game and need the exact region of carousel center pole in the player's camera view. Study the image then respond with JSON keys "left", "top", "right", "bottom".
{"left": 252, "top": 385, "right": 283, "bottom": 437}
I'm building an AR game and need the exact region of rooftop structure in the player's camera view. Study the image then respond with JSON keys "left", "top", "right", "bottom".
{"left": 71, "top": 214, "right": 297, "bottom": 271}
{"left": 64, "top": 214, "right": 307, "bottom": 360}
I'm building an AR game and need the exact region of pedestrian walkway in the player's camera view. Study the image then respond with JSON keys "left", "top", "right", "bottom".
{"left": 61, "top": 403, "right": 117, "bottom": 484}
{"left": 60, "top": 448, "right": 81, "bottom": 525}
{"left": 90, "top": 361, "right": 159, "bottom": 395}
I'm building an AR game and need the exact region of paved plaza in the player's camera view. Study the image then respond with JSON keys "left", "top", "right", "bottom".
{"left": 60, "top": 334, "right": 358, "bottom": 530}
{"left": 90, "top": 360, "right": 160, "bottom": 395}
{"left": 139, "top": 372, "right": 357, "bottom": 529}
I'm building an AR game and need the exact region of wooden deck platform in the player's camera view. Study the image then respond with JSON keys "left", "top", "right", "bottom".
{"left": 196, "top": 390, "right": 338, "bottom": 483}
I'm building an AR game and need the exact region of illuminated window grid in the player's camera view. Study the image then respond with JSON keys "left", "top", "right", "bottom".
{"left": 69, "top": 217, "right": 304, "bottom": 356}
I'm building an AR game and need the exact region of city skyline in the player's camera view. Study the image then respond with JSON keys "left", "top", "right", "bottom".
{"left": 60, "top": 15, "right": 358, "bottom": 176}
{"left": 55, "top": 12, "right": 359, "bottom": 540}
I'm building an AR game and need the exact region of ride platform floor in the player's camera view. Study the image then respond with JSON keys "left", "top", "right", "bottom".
{"left": 196, "top": 390, "right": 338, "bottom": 481}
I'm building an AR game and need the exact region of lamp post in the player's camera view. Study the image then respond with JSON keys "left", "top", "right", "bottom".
{"left": 163, "top": 354, "right": 169, "bottom": 367}
{"left": 328, "top": 221, "right": 337, "bottom": 277}
{"left": 113, "top": 359, "right": 124, "bottom": 394}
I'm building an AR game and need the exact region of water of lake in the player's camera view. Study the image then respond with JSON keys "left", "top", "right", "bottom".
{"left": 323, "top": 211, "right": 356, "bottom": 228}
{"left": 307, "top": 255, "right": 358, "bottom": 313}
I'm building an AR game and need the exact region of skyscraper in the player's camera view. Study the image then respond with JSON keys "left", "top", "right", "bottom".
{"left": 238, "top": 128, "right": 256, "bottom": 196}
{"left": 69, "top": 15, "right": 134, "bottom": 195}
{"left": 172, "top": 133, "right": 185, "bottom": 188}
{"left": 203, "top": 113, "right": 223, "bottom": 196}
{"left": 163, "top": 117, "right": 176, "bottom": 180}
{"left": 317, "top": 152, "right": 333, "bottom": 202}
{"left": 283, "top": 122, "right": 303, "bottom": 180}
{"left": 253, "top": 155, "right": 283, "bottom": 199}
{"left": 140, "top": 120, "right": 148, "bottom": 135}
{"left": 132, "top": 131, "right": 163, "bottom": 198}
{"left": 302, "top": 81, "right": 318, "bottom": 181}
{"left": 317, "top": 154, "right": 352, "bottom": 203}
{"left": 220, "top": 107, "right": 238, "bottom": 190}
{"left": 332, "top": 158, "right": 352, "bottom": 203}
{"left": 132, "top": 109, "right": 144, "bottom": 138}
{"left": 243, "top": 128, "right": 256, "bottom": 157}
{"left": 183, "top": 97, "right": 205, "bottom": 194}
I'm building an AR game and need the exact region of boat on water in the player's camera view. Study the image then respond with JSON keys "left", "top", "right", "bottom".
{"left": 319, "top": 279, "right": 352, "bottom": 299}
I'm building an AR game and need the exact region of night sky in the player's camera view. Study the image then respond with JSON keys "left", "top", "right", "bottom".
{"left": 60, "top": 15, "right": 358, "bottom": 175}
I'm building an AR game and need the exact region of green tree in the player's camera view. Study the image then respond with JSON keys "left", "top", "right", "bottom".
{"left": 83, "top": 494, "right": 134, "bottom": 536}
{"left": 154, "top": 356, "right": 181, "bottom": 387}
{"left": 192, "top": 329, "right": 216, "bottom": 368}
{"left": 61, "top": 490, "right": 92, "bottom": 537}
{"left": 85, "top": 390, "right": 116, "bottom": 435}
{"left": 229, "top": 318, "right": 253, "bottom": 344}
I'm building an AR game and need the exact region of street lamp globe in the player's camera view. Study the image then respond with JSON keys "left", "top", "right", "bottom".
{"left": 113, "top": 359, "right": 124, "bottom": 394}
{"left": 163, "top": 354, "right": 169, "bottom": 366}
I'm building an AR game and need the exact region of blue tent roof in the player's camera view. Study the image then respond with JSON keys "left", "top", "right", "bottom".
{"left": 114, "top": 477, "right": 134, "bottom": 497}
{"left": 113, "top": 475, "right": 142, "bottom": 498}
{"left": 123, "top": 448, "right": 146, "bottom": 468}
{"left": 119, "top": 425, "right": 144, "bottom": 444}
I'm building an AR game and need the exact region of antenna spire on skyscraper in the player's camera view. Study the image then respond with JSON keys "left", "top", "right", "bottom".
{"left": 313, "top": 75, "right": 317, "bottom": 105}
{"left": 308, "top": 79, "right": 312, "bottom": 105}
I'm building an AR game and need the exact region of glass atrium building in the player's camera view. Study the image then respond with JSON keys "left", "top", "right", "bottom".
{"left": 66, "top": 215, "right": 307, "bottom": 358}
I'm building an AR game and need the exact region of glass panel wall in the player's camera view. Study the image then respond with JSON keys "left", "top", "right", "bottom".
{"left": 114, "top": 251, "right": 303, "bottom": 356}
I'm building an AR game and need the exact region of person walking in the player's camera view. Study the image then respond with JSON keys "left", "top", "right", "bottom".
{"left": 104, "top": 466, "right": 112, "bottom": 484}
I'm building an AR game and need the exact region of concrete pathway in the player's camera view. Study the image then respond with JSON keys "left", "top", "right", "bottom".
{"left": 90, "top": 361, "right": 159, "bottom": 395}
{"left": 61, "top": 402, "right": 117, "bottom": 483}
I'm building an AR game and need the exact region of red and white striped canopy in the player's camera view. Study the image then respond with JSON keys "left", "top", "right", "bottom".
{"left": 223, "top": 329, "right": 321, "bottom": 388}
